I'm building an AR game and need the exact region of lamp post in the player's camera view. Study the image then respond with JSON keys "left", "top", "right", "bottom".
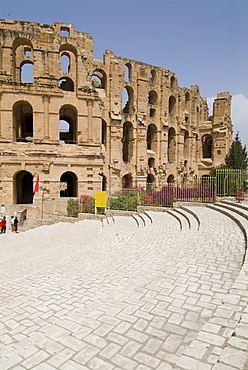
{"left": 40, "top": 186, "right": 47, "bottom": 219}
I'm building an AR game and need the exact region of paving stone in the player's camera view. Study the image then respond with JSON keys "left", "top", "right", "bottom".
{"left": 21, "top": 350, "right": 50, "bottom": 368}
{"left": 87, "top": 356, "right": 115, "bottom": 369}
{"left": 218, "top": 347, "right": 247, "bottom": 368}
{"left": 111, "top": 353, "right": 138, "bottom": 369}
{"left": 176, "top": 355, "right": 212, "bottom": 370}
{"left": 47, "top": 348, "right": 75, "bottom": 367}
{"left": 73, "top": 344, "right": 100, "bottom": 364}
{"left": 1, "top": 206, "right": 248, "bottom": 369}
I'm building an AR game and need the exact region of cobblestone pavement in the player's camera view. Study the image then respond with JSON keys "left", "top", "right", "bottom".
{"left": 0, "top": 205, "right": 247, "bottom": 369}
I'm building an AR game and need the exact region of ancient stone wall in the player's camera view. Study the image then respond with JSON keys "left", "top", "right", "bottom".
{"left": 0, "top": 20, "right": 233, "bottom": 216}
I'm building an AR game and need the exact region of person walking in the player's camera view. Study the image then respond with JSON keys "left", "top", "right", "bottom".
{"left": 10, "top": 216, "right": 15, "bottom": 232}
{"left": 14, "top": 216, "right": 19, "bottom": 233}
{"left": 1, "top": 216, "right": 6, "bottom": 234}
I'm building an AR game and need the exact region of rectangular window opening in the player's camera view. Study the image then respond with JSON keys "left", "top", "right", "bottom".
{"left": 60, "top": 27, "right": 70, "bottom": 37}
{"left": 24, "top": 48, "right": 32, "bottom": 56}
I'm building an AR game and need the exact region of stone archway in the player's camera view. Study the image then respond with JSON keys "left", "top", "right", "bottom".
{"left": 14, "top": 171, "right": 34, "bottom": 204}
{"left": 60, "top": 171, "right": 78, "bottom": 197}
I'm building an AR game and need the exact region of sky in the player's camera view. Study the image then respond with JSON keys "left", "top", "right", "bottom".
{"left": 1, "top": 0, "right": 248, "bottom": 147}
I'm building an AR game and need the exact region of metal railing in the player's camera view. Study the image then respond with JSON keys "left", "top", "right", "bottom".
{"left": 67, "top": 171, "right": 247, "bottom": 216}
{"left": 215, "top": 168, "right": 247, "bottom": 196}
{"left": 108, "top": 178, "right": 216, "bottom": 211}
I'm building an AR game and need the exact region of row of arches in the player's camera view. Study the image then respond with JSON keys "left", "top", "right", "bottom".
{"left": 122, "top": 173, "right": 174, "bottom": 190}
{"left": 122, "top": 124, "right": 212, "bottom": 163}
{"left": 13, "top": 101, "right": 78, "bottom": 143}
{"left": 13, "top": 38, "right": 192, "bottom": 113}
{"left": 122, "top": 88, "right": 179, "bottom": 116}
{"left": 14, "top": 170, "right": 176, "bottom": 205}
{"left": 13, "top": 100, "right": 212, "bottom": 160}
{"left": 124, "top": 64, "right": 176, "bottom": 89}
{"left": 15, "top": 171, "right": 78, "bottom": 204}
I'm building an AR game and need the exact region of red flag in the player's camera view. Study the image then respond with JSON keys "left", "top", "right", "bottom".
{"left": 33, "top": 174, "right": 40, "bottom": 194}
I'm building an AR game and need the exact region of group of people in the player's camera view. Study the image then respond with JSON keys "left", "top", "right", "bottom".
{"left": 0, "top": 216, "right": 18, "bottom": 233}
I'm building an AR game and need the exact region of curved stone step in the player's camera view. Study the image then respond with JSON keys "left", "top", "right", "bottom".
{"left": 208, "top": 203, "right": 247, "bottom": 252}
{"left": 170, "top": 208, "right": 191, "bottom": 231}
{"left": 180, "top": 205, "right": 201, "bottom": 230}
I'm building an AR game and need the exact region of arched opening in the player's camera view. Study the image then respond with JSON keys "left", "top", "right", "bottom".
{"left": 167, "top": 174, "right": 174, "bottom": 184}
{"left": 169, "top": 96, "right": 176, "bottom": 114}
{"left": 147, "top": 174, "right": 155, "bottom": 190}
{"left": 185, "top": 92, "right": 190, "bottom": 113}
{"left": 148, "top": 90, "right": 157, "bottom": 105}
{"left": 122, "top": 174, "right": 132, "bottom": 189}
{"left": 202, "top": 134, "right": 212, "bottom": 158}
{"left": 184, "top": 130, "right": 190, "bottom": 159}
{"left": 92, "top": 69, "right": 106, "bottom": 89}
{"left": 13, "top": 101, "right": 33, "bottom": 141}
{"left": 59, "top": 77, "right": 74, "bottom": 91}
{"left": 60, "top": 27, "right": 70, "bottom": 37}
{"left": 20, "top": 62, "right": 34, "bottom": 83}
{"left": 61, "top": 53, "right": 70, "bottom": 73}
{"left": 150, "top": 69, "right": 156, "bottom": 84}
{"left": 15, "top": 171, "right": 34, "bottom": 204}
{"left": 59, "top": 45, "right": 77, "bottom": 76}
{"left": 125, "top": 63, "right": 132, "bottom": 82}
{"left": 122, "top": 87, "right": 133, "bottom": 113}
{"left": 168, "top": 127, "right": 176, "bottom": 162}
{"left": 122, "top": 121, "right": 133, "bottom": 163}
{"left": 59, "top": 105, "right": 77, "bottom": 144}
{"left": 147, "top": 124, "right": 157, "bottom": 152}
{"left": 102, "top": 120, "right": 107, "bottom": 146}
{"left": 60, "top": 171, "right": 77, "bottom": 197}
{"left": 170, "top": 76, "right": 175, "bottom": 89}
{"left": 148, "top": 157, "right": 155, "bottom": 168}
{"left": 12, "top": 38, "right": 34, "bottom": 81}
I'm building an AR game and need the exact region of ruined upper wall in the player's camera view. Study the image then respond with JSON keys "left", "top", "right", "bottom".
{"left": 0, "top": 19, "right": 94, "bottom": 88}
{"left": 0, "top": 19, "right": 231, "bottom": 128}
{"left": 0, "top": 19, "right": 93, "bottom": 44}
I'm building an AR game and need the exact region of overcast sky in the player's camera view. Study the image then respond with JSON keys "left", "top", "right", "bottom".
{"left": 1, "top": 0, "right": 248, "bottom": 146}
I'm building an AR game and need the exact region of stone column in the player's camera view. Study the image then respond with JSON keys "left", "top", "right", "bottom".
{"left": 87, "top": 99, "right": 93, "bottom": 141}
{"left": 42, "top": 94, "right": 50, "bottom": 139}
{"left": 157, "top": 129, "right": 161, "bottom": 165}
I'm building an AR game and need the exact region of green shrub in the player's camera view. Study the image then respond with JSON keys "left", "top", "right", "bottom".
{"left": 67, "top": 198, "right": 80, "bottom": 217}
{"left": 109, "top": 190, "right": 139, "bottom": 211}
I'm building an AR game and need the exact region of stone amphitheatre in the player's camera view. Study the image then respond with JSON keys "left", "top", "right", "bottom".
{"left": 0, "top": 20, "right": 247, "bottom": 370}
{"left": 0, "top": 19, "right": 233, "bottom": 221}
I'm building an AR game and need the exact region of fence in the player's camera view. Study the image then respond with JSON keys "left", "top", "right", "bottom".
{"left": 108, "top": 178, "right": 216, "bottom": 212}
{"left": 215, "top": 168, "right": 247, "bottom": 196}
{"left": 67, "top": 171, "right": 247, "bottom": 215}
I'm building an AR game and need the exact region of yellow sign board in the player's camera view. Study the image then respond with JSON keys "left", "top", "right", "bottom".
{"left": 94, "top": 191, "right": 107, "bottom": 208}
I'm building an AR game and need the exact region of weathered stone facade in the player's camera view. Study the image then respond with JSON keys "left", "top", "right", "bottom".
{"left": 0, "top": 20, "right": 232, "bottom": 211}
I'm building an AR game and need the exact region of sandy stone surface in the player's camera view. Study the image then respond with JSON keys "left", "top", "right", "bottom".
{"left": 0, "top": 206, "right": 247, "bottom": 369}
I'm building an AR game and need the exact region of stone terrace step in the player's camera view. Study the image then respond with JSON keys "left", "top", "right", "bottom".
{"left": 168, "top": 209, "right": 190, "bottom": 231}
{"left": 208, "top": 203, "right": 248, "bottom": 249}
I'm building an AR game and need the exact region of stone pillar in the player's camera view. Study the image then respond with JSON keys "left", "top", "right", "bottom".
{"left": 42, "top": 94, "right": 50, "bottom": 139}
{"left": 157, "top": 129, "right": 161, "bottom": 164}
{"left": 87, "top": 99, "right": 93, "bottom": 141}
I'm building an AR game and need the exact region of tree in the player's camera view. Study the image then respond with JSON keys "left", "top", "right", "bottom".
{"left": 225, "top": 132, "right": 248, "bottom": 169}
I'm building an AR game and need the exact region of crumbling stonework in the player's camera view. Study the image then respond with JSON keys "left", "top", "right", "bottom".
{"left": 0, "top": 20, "right": 232, "bottom": 212}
